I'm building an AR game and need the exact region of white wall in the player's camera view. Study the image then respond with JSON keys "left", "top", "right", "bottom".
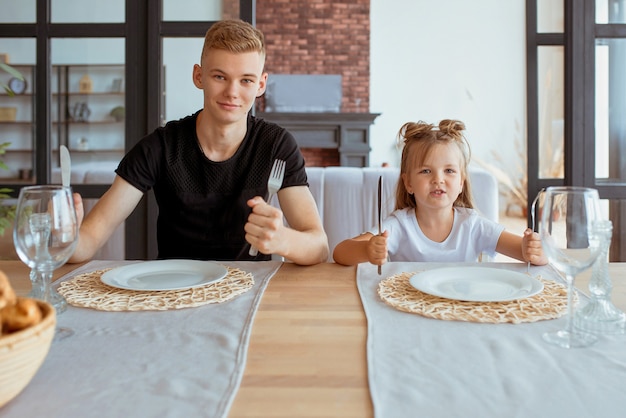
{"left": 369, "top": 0, "right": 526, "bottom": 170}
{"left": 162, "top": 38, "right": 206, "bottom": 122}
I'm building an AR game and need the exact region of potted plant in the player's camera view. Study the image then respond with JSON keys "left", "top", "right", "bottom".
{"left": 0, "top": 62, "right": 24, "bottom": 236}
{"left": 0, "top": 141, "right": 14, "bottom": 236}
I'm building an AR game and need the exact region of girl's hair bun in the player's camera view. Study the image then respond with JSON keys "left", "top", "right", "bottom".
{"left": 438, "top": 119, "right": 465, "bottom": 138}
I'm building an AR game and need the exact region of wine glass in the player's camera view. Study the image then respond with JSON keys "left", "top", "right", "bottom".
{"left": 13, "top": 185, "right": 78, "bottom": 340}
{"left": 538, "top": 186, "right": 603, "bottom": 348}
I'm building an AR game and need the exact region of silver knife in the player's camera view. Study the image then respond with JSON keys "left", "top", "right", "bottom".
{"left": 60, "top": 145, "right": 71, "bottom": 188}
{"left": 377, "top": 175, "right": 383, "bottom": 275}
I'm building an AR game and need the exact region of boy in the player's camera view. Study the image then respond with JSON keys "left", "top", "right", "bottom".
{"left": 70, "top": 20, "right": 328, "bottom": 265}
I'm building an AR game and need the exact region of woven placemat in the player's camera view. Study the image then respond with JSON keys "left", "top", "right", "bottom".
{"left": 378, "top": 272, "right": 576, "bottom": 324}
{"left": 57, "top": 267, "right": 253, "bottom": 312}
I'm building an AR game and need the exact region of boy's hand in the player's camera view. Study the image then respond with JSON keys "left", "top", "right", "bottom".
{"left": 73, "top": 193, "right": 84, "bottom": 227}
{"left": 245, "top": 196, "right": 285, "bottom": 255}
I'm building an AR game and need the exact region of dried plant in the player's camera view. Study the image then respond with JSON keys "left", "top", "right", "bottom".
{"left": 474, "top": 135, "right": 528, "bottom": 217}
{"left": 474, "top": 120, "right": 564, "bottom": 218}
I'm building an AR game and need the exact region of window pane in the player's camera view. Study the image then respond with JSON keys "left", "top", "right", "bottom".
{"left": 595, "top": 39, "right": 626, "bottom": 184}
{"left": 0, "top": 0, "right": 36, "bottom": 23}
{"left": 51, "top": 0, "right": 124, "bottom": 23}
{"left": 537, "top": 46, "right": 564, "bottom": 179}
{"left": 51, "top": 38, "right": 125, "bottom": 185}
{"left": 162, "top": 37, "right": 205, "bottom": 122}
{"left": 0, "top": 38, "right": 36, "bottom": 184}
{"left": 163, "top": 0, "right": 227, "bottom": 21}
{"left": 537, "top": 0, "right": 564, "bottom": 33}
{"left": 596, "top": 0, "right": 626, "bottom": 24}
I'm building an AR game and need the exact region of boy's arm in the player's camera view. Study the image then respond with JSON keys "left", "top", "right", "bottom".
{"left": 69, "top": 176, "right": 143, "bottom": 263}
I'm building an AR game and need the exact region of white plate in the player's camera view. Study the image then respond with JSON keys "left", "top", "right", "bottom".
{"left": 101, "top": 260, "right": 228, "bottom": 291}
{"left": 408, "top": 266, "right": 543, "bottom": 302}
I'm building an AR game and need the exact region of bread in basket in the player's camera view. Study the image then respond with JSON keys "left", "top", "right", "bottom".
{"left": 0, "top": 270, "right": 56, "bottom": 407}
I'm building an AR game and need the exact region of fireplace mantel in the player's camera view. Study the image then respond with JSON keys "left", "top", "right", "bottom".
{"left": 257, "top": 112, "right": 380, "bottom": 167}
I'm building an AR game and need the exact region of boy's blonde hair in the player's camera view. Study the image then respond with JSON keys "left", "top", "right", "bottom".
{"left": 395, "top": 119, "right": 475, "bottom": 211}
{"left": 201, "top": 19, "right": 266, "bottom": 63}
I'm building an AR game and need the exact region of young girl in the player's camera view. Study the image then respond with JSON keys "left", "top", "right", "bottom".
{"left": 333, "top": 119, "right": 547, "bottom": 267}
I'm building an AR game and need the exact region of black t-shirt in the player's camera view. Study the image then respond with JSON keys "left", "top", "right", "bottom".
{"left": 116, "top": 111, "right": 308, "bottom": 261}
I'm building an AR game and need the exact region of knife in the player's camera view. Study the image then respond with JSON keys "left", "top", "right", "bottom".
{"left": 60, "top": 145, "right": 71, "bottom": 188}
{"left": 377, "top": 175, "right": 383, "bottom": 275}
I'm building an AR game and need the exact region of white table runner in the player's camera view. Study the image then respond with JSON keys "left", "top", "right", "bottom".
{"left": 357, "top": 262, "right": 626, "bottom": 418}
{"left": 2, "top": 260, "right": 281, "bottom": 418}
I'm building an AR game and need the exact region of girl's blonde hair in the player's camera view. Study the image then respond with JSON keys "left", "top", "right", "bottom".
{"left": 395, "top": 119, "right": 475, "bottom": 210}
{"left": 201, "top": 19, "right": 266, "bottom": 63}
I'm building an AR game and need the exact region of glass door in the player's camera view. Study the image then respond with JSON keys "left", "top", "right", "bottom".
{"left": 527, "top": 0, "right": 626, "bottom": 260}
{"left": 0, "top": 0, "right": 255, "bottom": 259}
{"left": 594, "top": 1, "right": 626, "bottom": 261}
{"left": 141, "top": 0, "right": 254, "bottom": 258}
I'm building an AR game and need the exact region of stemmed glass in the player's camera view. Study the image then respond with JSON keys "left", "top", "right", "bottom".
{"left": 573, "top": 219, "right": 626, "bottom": 334}
{"left": 538, "top": 186, "right": 603, "bottom": 348}
{"left": 13, "top": 185, "right": 78, "bottom": 340}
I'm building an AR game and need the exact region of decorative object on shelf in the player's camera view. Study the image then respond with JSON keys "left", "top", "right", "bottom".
{"left": 7, "top": 77, "right": 26, "bottom": 95}
{"left": 0, "top": 62, "right": 24, "bottom": 96}
{"left": 0, "top": 107, "right": 17, "bottom": 122}
{"left": 18, "top": 168, "right": 32, "bottom": 181}
{"left": 111, "top": 78, "right": 123, "bottom": 92}
{"left": 0, "top": 53, "right": 8, "bottom": 64}
{"left": 109, "top": 105, "right": 125, "bottom": 122}
{"left": 78, "top": 74, "right": 93, "bottom": 93}
{"left": 69, "top": 102, "right": 91, "bottom": 122}
{"left": 77, "top": 137, "right": 89, "bottom": 151}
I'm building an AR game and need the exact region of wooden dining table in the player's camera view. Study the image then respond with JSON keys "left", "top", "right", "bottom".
{"left": 2, "top": 260, "right": 625, "bottom": 417}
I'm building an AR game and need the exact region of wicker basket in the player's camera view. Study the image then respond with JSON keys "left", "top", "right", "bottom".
{"left": 0, "top": 300, "right": 56, "bottom": 407}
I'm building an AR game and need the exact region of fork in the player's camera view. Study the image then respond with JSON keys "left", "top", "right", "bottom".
{"left": 249, "top": 159, "right": 286, "bottom": 256}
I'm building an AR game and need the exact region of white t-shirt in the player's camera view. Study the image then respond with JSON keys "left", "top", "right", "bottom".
{"left": 369, "top": 207, "right": 505, "bottom": 262}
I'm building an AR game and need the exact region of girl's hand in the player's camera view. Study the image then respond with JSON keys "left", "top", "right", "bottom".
{"left": 367, "top": 231, "right": 389, "bottom": 266}
{"left": 522, "top": 228, "right": 548, "bottom": 266}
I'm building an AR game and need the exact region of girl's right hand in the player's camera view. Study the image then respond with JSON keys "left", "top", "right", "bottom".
{"left": 367, "top": 231, "right": 389, "bottom": 266}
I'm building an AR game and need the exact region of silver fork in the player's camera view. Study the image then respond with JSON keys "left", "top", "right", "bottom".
{"left": 249, "top": 159, "right": 286, "bottom": 257}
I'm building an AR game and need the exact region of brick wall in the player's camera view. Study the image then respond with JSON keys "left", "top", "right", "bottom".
{"left": 299, "top": 148, "right": 340, "bottom": 167}
{"left": 256, "top": 0, "right": 370, "bottom": 166}
{"left": 257, "top": 0, "right": 370, "bottom": 113}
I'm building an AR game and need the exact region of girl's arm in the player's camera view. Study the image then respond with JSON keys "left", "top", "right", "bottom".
{"left": 333, "top": 231, "right": 388, "bottom": 266}
{"left": 495, "top": 229, "right": 548, "bottom": 265}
